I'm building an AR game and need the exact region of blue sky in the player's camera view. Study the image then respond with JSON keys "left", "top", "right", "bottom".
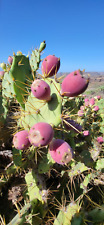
{"left": 0, "top": 0, "right": 104, "bottom": 72}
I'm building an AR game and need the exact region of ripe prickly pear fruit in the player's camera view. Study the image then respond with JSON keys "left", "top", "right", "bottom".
{"left": 31, "top": 79, "right": 51, "bottom": 101}
{"left": 13, "top": 130, "right": 30, "bottom": 150}
{"left": 41, "top": 55, "right": 60, "bottom": 77}
{"left": 0, "top": 71, "right": 5, "bottom": 79}
{"left": 49, "top": 139, "right": 73, "bottom": 165}
{"left": 83, "top": 130, "right": 90, "bottom": 136}
{"left": 8, "top": 56, "right": 13, "bottom": 64}
{"left": 96, "top": 95, "right": 101, "bottom": 100}
{"left": 28, "top": 122, "right": 54, "bottom": 147}
{"left": 60, "top": 70, "right": 89, "bottom": 97}
{"left": 93, "top": 105, "right": 99, "bottom": 111}
{"left": 84, "top": 98, "right": 89, "bottom": 102}
{"left": 97, "top": 136, "right": 104, "bottom": 144}
{"left": 78, "top": 109, "right": 84, "bottom": 117}
{"left": 89, "top": 98, "right": 95, "bottom": 106}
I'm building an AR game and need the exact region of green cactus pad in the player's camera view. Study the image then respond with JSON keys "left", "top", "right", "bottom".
{"left": 53, "top": 201, "right": 81, "bottom": 225}
{"left": 38, "top": 151, "right": 55, "bottom": 174}
{"left": 12, "top": 147, "right": 22, "bottom": 167}
{"left": 7, "top": 203, "right": 31, "bottom": 225}
{"left": 2, "top": 71, "right": 15, "bottom": 98}
{"left": 20, "top": 78, "right": 62, "bottom": 129}
{"left": 0, "top": 89, "right": 5, "bottom": 124}
{"left": 80, "top": 173, "right": 96, "bottom": 191}
{"left": 71, "top": 216, "right": 83, "bottom": 225}
{"left": 95, "top": 158, "right": 104, "bottom": 171}
{"left": 87, "top": 204, "right": 104, "bottom": 223}
{"left": 97, "top": 99, "right": 104, "bottom": 133}
{"left": 10, "top": 55, "right": 32, "bottom": 108}
{"left": 25, "top": 170, "right": 47, "bottom": 203}
{"left": 68, "top": 162, "right": 89, "bottom": 178}
{"left": 30, "top": 49, "right": 41, "bottom": 72}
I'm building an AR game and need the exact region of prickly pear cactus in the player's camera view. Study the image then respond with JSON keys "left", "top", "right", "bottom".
{"left": 1, "top": 41, "right": 104, "bottom": 225}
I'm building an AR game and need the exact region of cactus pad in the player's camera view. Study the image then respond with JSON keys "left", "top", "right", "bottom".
{"left": 20, "top": 78, "right": 62, "bottom": 129}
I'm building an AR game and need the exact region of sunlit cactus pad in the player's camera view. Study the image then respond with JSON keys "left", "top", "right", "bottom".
{"left": 2, "top": 71, "right": 15, "bottom": 98}
{"left": 97, "top": 99, "right": 104, "bottom": 133}
{"left": 53, "top": 201, "right": 81, "bottom": 225}
{"left": 20, "top": 78, "right": 62, "bottom": 129}
{"left": 2, "top": 54, "right": 32, "bottom": 109}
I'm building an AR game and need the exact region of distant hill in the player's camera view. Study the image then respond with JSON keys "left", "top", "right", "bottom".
{"left": 57, "top": 72, "right": 104, "bottom": 78}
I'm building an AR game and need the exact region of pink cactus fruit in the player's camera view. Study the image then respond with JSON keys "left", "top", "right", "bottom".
{"left": 83, "top": 130, "right": 90, "bottom": 136}
{"left": 97, "top": 136, "right": 104, "bottom": 144}
{"left": 49, "top": 139, "right": 73, "bottom": 165}
{"left": 95, "top": 95, "right": 101, "bottom": 100}
{"left": 89, "top": 98, "right": 95, "bottom": 106}
{"left": 13, "top": 130, "right": 30, "bottom": 150}
{"left": 28, "top": 122, "right": 54, "bottom": 147}
{"left": 0, "top": 71, "right": 5, "bottom": 79}
{"left": 84, "top": 98, "right": 89, "bottom": 102}
{"left": 8, "top": 56, "right": 13, "bottom": 64}
{"left": 80, "top": 105, "right": 85, "bottom": 110}
{"left": 60, "top": 70, "right": 89, "bottom": 97}
{"left": 41, "top": 55, "right": 60, "bottom": 77}
{"left": 84, "top": 101, "right": 89, "bottom": 107}
{"left": 31, "top": 79, "right": 51, "bottom": 101}
{"left": 93, "top": 105, "right": 99, "bottom": 111}
{"left": 64, "top": 119, "right": 82, "bottom": 133}
{"left": 84, "top": 98, "right": 89, "bottom": 106}
{"left": 78, "top": 109, "right": 84, "bottom": 117}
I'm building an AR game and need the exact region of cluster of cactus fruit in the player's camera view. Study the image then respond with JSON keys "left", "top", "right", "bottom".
{"left": 0, "top": 41, "right": 104, "bottom": 224}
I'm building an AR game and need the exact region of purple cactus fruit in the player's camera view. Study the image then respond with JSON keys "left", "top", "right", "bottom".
{"left": 83, "top": 130, "right": 90, "bottom": 136}
{"left": 13, "top": 130, "right": 30, "bottom": 150}
{"left": 60, "top": 70, "right": 89, "bottom": 97}
{"left": 28, "top": 122, "right": 54, "bottom": 147}
{"left": 31, "top": 79, "right": 51, "bottom": 101}
{"left": 0, "top": 71, "right": 5, "bottom": 79}
{"left": 89, "top": 98, "right": 95, "bottom": 106}
{"left": 49, "top": 139, "right": 73, "bottom": 165}
{"left": 97, "top": 136, "right": 104, "bottom": 144}
{"left": 8, "top": 56, "right": 13, "bottom": 64}
{"left": 64, "top": 119, "right": 82, "bottom": 133}
{"left": 93, "top": 105, "right": 99, "bottom": 111}
{"left": 41, "top": 55, "right": 60, "bottom": 77}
